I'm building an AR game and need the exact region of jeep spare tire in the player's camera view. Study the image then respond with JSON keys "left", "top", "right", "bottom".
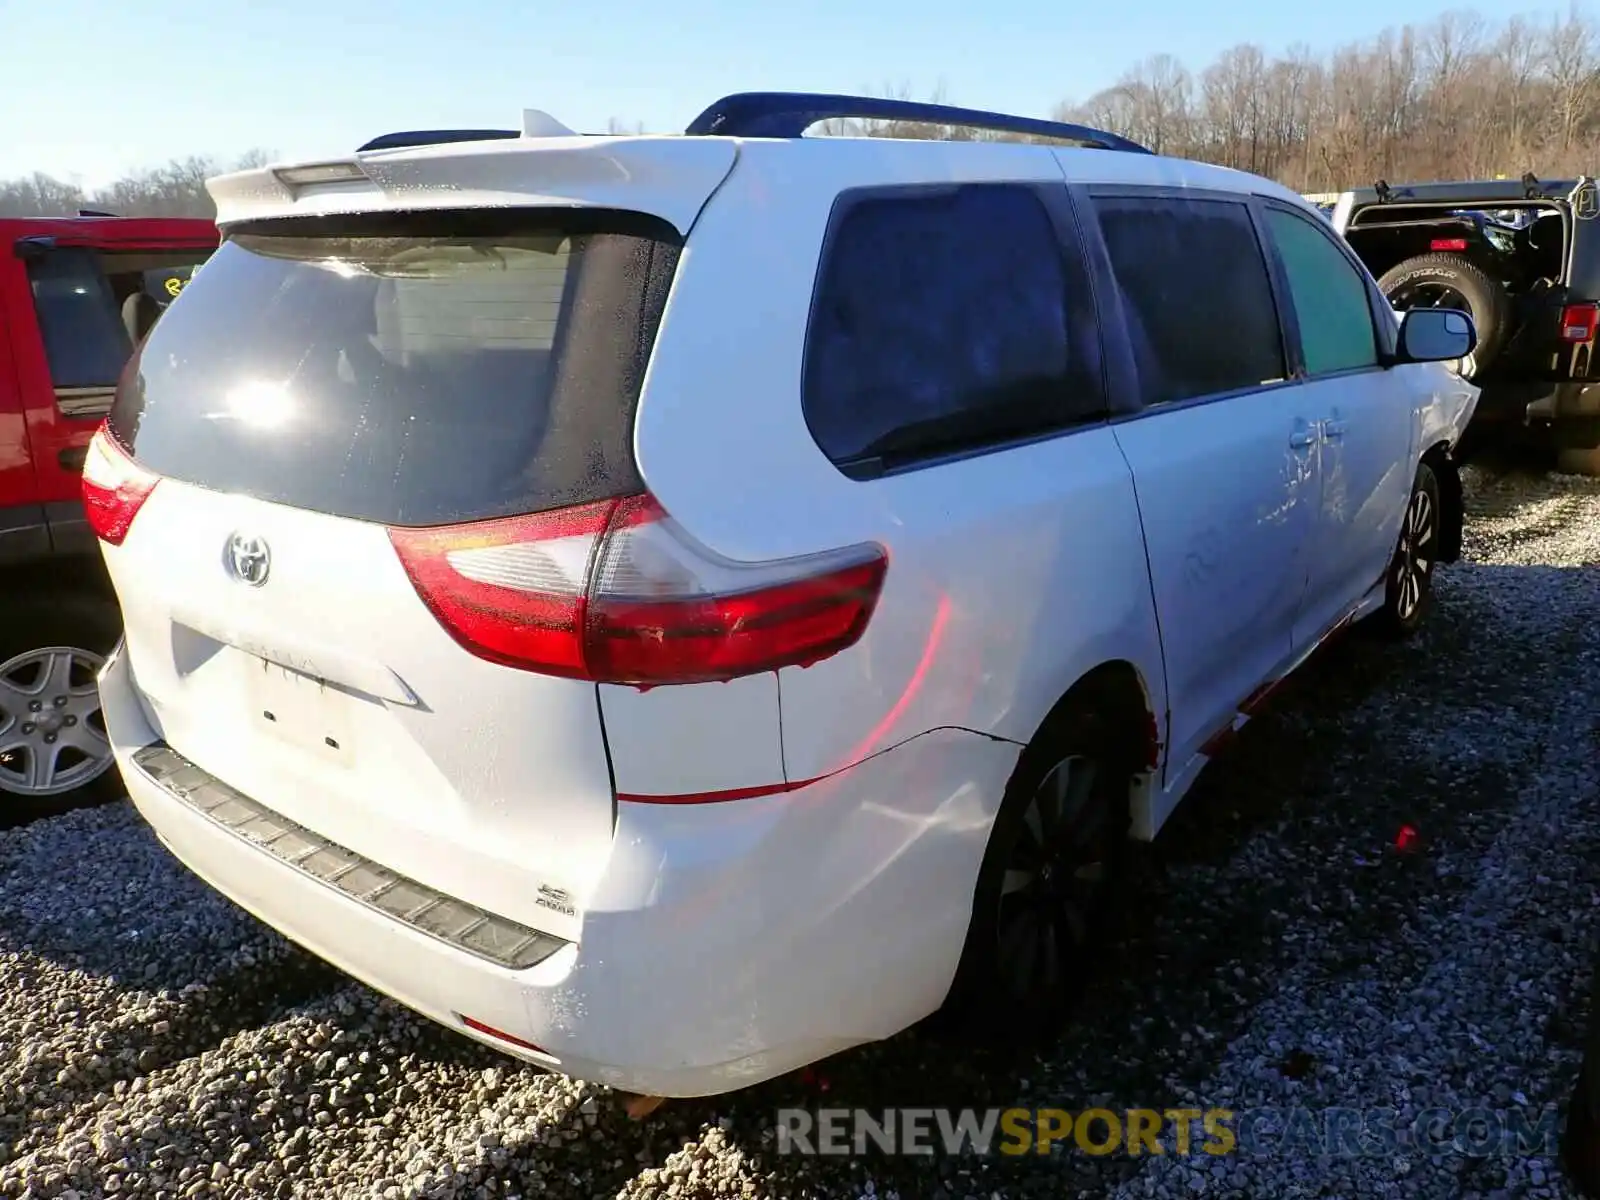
{"left": 1377, "top": 253, "right": 1511, "bottom": 378}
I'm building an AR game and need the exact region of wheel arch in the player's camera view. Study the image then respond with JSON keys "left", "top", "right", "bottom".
{"left": 935, "top": 658, "right": 1154, "bottom": 1032}
{"left": 1421, "top": 439, "right": 1464, "bottom": 563}
{"left": 1006, "top": 658, "right": 1159, "bottom": 841}
{"left": 1029, "top": 659, "right": 1157, "bottom": 767}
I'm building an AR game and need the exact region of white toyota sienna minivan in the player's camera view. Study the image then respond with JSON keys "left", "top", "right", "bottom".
{"left": 84, "top": 92, "right": 1479, "bottom": 1100}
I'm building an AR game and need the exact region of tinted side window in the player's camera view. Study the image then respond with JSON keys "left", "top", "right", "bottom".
{"left": 25, "top": 247, "right": 217, "bottom": 420}
{"left": 803, "top": 184, "right": 1101, "bottom": 472}
{"left": 1093, "top": 195, "right": 1286, "bottom": 407}
{"left": 1264, "top": 208, "right": 1380, "bottom": 376}
{"left": 26, "top": 248, "right": 133, "bottom": 393}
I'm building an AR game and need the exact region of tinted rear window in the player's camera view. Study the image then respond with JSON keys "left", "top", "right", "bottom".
{"left": 108, "top": 209, "right": 682, "bottom": 527}
{"left": 803, "top": 183, "right": 1104, "bottom": 475}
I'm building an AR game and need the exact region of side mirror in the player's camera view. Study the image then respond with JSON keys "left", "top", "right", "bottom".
{"left": 1396, "top": 307, "right": 1477, "bottom": 364}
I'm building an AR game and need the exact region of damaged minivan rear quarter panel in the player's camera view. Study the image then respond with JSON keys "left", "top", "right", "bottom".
{"left": 615, "top": 134, "right": 1164, "bottom": 835}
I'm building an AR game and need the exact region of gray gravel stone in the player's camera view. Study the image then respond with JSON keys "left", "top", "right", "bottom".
{"left": 3, "top": 459, "right": 1600, "bottom": 1198}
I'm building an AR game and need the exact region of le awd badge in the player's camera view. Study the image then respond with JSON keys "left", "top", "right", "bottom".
{"left": 536, "top": 884, "right": 576, "bottom": 918}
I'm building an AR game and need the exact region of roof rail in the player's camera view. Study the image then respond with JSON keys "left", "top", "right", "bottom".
{"left": 357, "top": 128, "right": 520, "bottom": 153}
{"left": 684, "top": 91, "right": 1153, "bottom": 154}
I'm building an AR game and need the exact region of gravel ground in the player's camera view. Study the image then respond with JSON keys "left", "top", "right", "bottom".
{"left": 3, "top": 459, "right": 1600, "bottom": 1199}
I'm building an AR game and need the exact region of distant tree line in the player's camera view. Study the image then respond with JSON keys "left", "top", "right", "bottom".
{"left": 830, "top": 8, "right": 1600, "bottom": 191}
{"left": 0, "top": 151, "right": 275, "bottom": 219}
{"left": 7, "top": 7, "right": 1600, "bottom": 217}
{"left": 1057, "top": 7, "right": 1600, "bottom": 190}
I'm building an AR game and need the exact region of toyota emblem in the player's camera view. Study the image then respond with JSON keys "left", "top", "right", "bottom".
{"left": 225, "top": 532, "right": 271, "bottom": 586}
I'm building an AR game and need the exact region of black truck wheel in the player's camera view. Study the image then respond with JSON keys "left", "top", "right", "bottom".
{"left": 1377, "top": 253, "right": 1511, "bottom": 378}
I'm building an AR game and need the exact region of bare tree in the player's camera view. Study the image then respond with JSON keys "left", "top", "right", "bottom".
{"left": 15, "top": 8, "right": 1600, "bottom": 207}
{"left": 1201, "top": 45, "right": 1268, "bottom": 172}
{"left": 0, "top": 173, "right": 87, "bottom": 218}
{"left": 0, "top": 150, "right": 277, "bottom": 218}
{"left": 805, "top": 6, "right": 1600, "bottom": 191}
{"left": 1543, "top": 4, "right": 1599, "bottom": 156}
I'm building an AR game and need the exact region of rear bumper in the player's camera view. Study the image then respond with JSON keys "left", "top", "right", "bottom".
{"left": 1472, "top": 379, "right": 1560, "bottom": 423}
{"left": 1471, "top": 380, "right": 1600, "bottom": 448}
{"left": 100, "top": 639, "right": 1021, "bottom": 1097}
{"left": 1526, "top": 382, "right": 1600, "bottom": 449}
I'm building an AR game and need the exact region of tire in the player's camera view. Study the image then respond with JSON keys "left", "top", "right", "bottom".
{"left": 1566, "top": 1064, "right": 1600, "bottom": 1198}
{"left": 1377, "top": 253, "right": 1512, "bottom": 379}
{"left": 937, "top": 699, "right": 1133, "bottom": 1042}
{"left": 0, "top": 588, "right": 125, "bottom": 825}
{"left": 1564, "top": 949, "right": 1600, "bottom": 1196}
{"left": 1557, "top": 446, "right": 1600, "bottom": 477}
{"left": 1372, "top": 461, "right": 1442, "bottom": 638}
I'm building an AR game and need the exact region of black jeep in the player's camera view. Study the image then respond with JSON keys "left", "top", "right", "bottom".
{"left": 1331, "top": 174, "right": 1600, "bottom": 471}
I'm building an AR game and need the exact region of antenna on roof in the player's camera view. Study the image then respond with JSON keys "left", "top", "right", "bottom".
{"left": 522, "top": 109, "right": 576, "bottom": 137}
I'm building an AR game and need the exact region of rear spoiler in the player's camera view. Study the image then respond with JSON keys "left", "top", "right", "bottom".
{"left": 203, "top": 135, "right": 738, "bottom": 237}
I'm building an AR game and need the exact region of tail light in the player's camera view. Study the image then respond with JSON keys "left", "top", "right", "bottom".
{"left": 389, "top": 494, "right": 888, "bottom": 685}
{"left": 81, "top": 427, "right": 159, "bottom": 546}
{"left": 1562, "top": 302, "right": 1599, "bottom": 343}
{"left": 1430, "top": 237, "right": 1468, "bottom": 251}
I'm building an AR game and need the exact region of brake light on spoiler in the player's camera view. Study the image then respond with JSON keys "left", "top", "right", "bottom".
{"left": 81, "top": 427, "right": 160, "bottom": 546}
{"left": 389, "top": 495, "right": 888, "bottom": 686}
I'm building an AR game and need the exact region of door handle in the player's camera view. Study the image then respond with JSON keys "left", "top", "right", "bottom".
{"left": 1323, "top": 420, "right": 1348, "bottom": 439}
{"left": 1289, "top": 429, "right": 1316, "bottom": 448}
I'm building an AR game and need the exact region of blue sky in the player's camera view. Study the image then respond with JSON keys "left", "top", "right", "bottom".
{"left": 3, "top": 0, "right": 1584, "bottom": 187}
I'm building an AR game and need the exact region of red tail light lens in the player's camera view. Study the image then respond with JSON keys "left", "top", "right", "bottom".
{"left": 81, "top": 427, "right": 159, "bottom": 546}
{"left": 1562, "top": 303, "right": 1599, "bottom": 343}
{"left": 388, "top": 500, "right": 615, "bottom": 679}
{"left": 1430, "top": 237, "right": 1468, "bottom": 251}
{"left": 389, "top": 494, "right": 888, "bottom": 685}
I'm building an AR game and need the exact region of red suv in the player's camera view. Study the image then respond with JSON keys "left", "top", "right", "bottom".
{"left": 0, "top": 214, "right": 218, "bottom": 820}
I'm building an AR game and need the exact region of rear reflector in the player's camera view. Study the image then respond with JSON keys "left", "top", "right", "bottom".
{"left": 1562, "top": 303, "right": 1599, "bottom": 342}
{"left": 81, "top": 427, "right": 159, "bottom": 546}
{"left": 389, "top": 494, "right": 888, "bottom": 686}
{"left": 458, "top": 1016, "right": 550, "bottom": 1055}
{"left": 1430, "top": 237, "right": 1469, "bottom": 251}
